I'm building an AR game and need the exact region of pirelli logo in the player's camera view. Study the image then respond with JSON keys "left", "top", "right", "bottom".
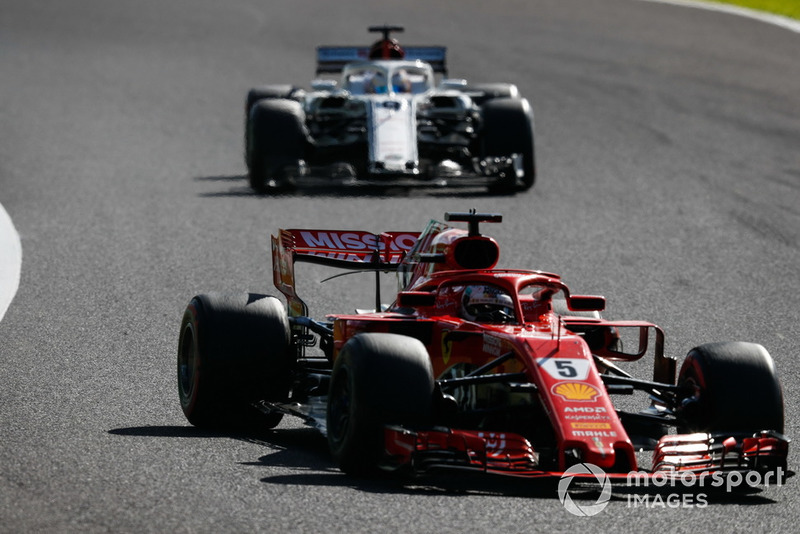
{"left": 570, "top": 422, "right": 611, "bottom": 430}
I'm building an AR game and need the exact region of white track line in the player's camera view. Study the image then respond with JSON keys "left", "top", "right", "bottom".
{"left": 636, "top": 0, "right": 800, "bottom": 33}
{"left": 0, "top": 202, "right": 22, "bottom": 322}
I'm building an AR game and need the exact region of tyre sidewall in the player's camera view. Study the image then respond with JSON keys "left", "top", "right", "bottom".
{"left": 249, "top": 99, "right": 308, "bottom": 192}
{"left": 327, "top": 333, "right": 434, "bottom": 473}
{"left": 244, "top": 85, "right": 299, "bottom": 169}
{"left": 480, "top": 97, "right": 535, "bottom": 190}
{"left": 177, "top": 293, "right": 291, "bottom": 429}
{"left": 678, "top": 341, "right": 783, "bottom": 434}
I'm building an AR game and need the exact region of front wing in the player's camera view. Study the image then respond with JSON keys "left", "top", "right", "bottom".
{"left": 383, "top": 426, "right": 789, "bottom": 484}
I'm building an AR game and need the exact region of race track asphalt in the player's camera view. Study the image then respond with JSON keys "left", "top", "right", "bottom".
{"left": 1, "top": 0, "right": 798, "bottom": 531}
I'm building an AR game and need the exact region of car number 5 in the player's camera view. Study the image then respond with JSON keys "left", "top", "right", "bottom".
{"left": 555, "top": 360, "right": 578, "bottom": 378}
{"left": 537, "top": 358, "right": 590, "bottom": 380}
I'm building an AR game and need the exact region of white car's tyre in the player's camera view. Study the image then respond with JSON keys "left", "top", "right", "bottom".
{"left": 248, "top": 99, "right": 309, "bottom": 193}
{"left": 244, "top": 85, "right": 301, "bottom": 168}
{"left": 481, "top": 97, "right": 536, "bottom": 191}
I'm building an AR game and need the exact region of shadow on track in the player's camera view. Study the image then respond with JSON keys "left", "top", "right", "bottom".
{"left": 108, "top": 425, "right": 783, "bottom": 504}
{"left": 193, "top": 174, "right": 518, "bottom": 199}
{"left": 109, "top": 424, "right": 553, "bottom": 498}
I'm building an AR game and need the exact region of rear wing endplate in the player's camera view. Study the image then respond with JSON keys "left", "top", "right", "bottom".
{"left": 272, "top": 228, "right": 420, "bottom": 317}
{"left": 316, "top": 46, "right": 448, "bottom": 74}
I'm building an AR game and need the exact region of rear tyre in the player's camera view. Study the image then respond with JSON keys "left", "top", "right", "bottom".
{"left": 480, "top": 97, "right": 536, "bottom": 192}
{"left": 248, "top": 99, "right": 309, "bottom": 193}
{"left": 677, "top": 342, "right": 784, "bottom": 434}
{"left": 177, "top": 293, "right": 292, "bottom": 430}
{"left": 327, "top": 333, "right": 434, "bottom": 475}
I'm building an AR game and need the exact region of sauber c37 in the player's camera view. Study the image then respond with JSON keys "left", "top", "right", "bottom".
{"left": 244, "top": 27, "right": 535, "bottom": 193}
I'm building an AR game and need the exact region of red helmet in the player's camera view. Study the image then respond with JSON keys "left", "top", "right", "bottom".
{"left": 368, "top": 38, "right": 405, "bottom": 59}
{"left": 367, "top": 25, "right": 406, "bottom": 59}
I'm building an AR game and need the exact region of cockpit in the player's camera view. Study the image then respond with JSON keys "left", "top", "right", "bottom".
{"left": 342, "top": 62, "right": 433, "bottom": 95}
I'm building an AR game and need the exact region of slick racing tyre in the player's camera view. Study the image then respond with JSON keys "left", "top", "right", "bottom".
{"left": 327, "top": 333, "right": 434, "bottom": 475}
{"left": 677, "top": 342, "right": 784, "bottom": 434}
{"left": 244, "top": 85, "right": 302, "bottom": 169}
{"left": 178, "top": 293, "right": 292, "bottom": 430}
{"left": 248, "top": 99, "right": 309, "bottom": 193}
{"left": 480, "top": 97, "right": 536, "bottom": 192}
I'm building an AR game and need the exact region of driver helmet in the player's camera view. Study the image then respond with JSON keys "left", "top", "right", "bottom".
{"left": 368, "top": 38, "right": 405, "bottom": 59}
{"left": 366, "top": 70, "right": 387, "bottom": 94}
{"left": 461, "top": 285, "right": 514, "bottom": 322}
{"left": 391, "top": 69, "right": 411, "bottom": 93}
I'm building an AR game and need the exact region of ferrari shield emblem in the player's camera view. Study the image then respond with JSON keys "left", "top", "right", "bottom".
{"left": 441, "top": 329, "right": 452, "bottom": 365}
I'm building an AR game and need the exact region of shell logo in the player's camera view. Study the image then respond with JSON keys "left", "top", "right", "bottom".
{"left": 552, "top": 382, "right": 600, "bottom": 401}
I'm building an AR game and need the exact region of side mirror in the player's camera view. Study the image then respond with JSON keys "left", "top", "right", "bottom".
{"left": 397, "top": 291, "right": 436, "bottom": 308}
{"left": 440, "top": 78, "right": 468, "bottom": 90}
{"left": 311, "top": 79, "right": 337, "bottom": 91}
{"left": 568, "top": 295, "right": 606, "bottom": 312}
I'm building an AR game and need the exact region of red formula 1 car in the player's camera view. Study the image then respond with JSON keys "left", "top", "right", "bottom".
{"left": 177, "top": 212, "right": 788, "bottom": 482}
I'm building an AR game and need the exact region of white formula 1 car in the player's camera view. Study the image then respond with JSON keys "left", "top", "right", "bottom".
{"left": 244, "top": 26, "right": 535, "bottom": 193}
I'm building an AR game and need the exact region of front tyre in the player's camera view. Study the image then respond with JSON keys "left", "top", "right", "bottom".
{"left": 178, "top": 293, "right": 292, "bottom": 430}
{"left": 248, "top": 99, "right": 309, "bottom": 193}
{"left": 480, "top": 97, "right": 536, "bottom": 192}
{"left": 677, "top": 341, "right": 784, "bottom": 434}
{"left": 326, "top": 333, "right": 434, "bottom": 475}
{"left": 244, "top": 85, "right": 301, "bottom": 169}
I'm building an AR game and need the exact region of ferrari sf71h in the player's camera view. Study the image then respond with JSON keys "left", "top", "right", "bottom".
{"left": 177, "top": 211, "right": 788, "bottom": 483}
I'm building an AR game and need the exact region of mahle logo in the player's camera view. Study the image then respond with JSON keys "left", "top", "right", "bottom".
{"left": 558, "top": 463, "right": 612, "bottom": 516}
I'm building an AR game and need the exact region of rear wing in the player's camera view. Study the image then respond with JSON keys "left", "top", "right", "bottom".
{"left": 316, "top": 46, "right": 448, "bottom": 74}
{"left": 271, "top": 228, "right": 420, "bottom": 317}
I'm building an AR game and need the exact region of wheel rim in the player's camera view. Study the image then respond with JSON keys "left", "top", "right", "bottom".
{"left": 677, "top": 368, "right": 705, "bottom": 430}
{"left": 328, "top": 367, "right": 352, "bottom": 444}
{"left": 178, "top": 323, "right": 197, "bottom": 405}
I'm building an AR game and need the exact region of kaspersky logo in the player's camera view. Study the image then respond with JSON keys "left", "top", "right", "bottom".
{"left": 557, "top": 463, "right": 612, "bottom": 516}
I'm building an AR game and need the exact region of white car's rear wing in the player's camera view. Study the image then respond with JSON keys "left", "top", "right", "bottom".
{"left": 316, "top": 46, "right": 447, "bottom": 74}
